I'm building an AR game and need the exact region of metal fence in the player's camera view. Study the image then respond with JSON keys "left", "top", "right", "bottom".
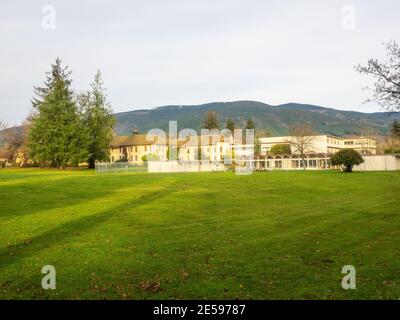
{"left": 95, "top": 162, "right": 148, "bottom": 174}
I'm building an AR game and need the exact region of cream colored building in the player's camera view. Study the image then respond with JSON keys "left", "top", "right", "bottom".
{"left": 110, "top": 132, "right": 239, "bottom": 164}
{"left": 110, "top": 133, "right": 169, "bottom": 164}
{"left": 259, "top": 135, "right": 376, "bottom": 156}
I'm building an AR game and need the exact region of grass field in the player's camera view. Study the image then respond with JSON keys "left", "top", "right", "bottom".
{"left": 0, "top": 168, "right": 399, "bottom": 300}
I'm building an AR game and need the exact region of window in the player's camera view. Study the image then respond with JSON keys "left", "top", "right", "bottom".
{"left": 275, "top": 160, "right": 282, "bottom": 168}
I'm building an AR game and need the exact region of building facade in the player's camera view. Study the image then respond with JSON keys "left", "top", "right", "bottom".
{"left": 110, "top": 132, "right": 242, "bottom": 165}
{"left": 259, "top": 135, "right": 376, "bottom": 156}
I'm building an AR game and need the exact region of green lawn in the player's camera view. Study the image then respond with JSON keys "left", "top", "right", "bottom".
{"left": 0, "top": 169, "right": 399, "bottom": 300}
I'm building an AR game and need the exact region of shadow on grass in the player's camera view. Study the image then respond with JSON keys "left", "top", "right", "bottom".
{"left": 0, "top": 173, "right": 168, "bottom": 221}
{"left": 0, "top": 183, "right": 178, "bottom": 270}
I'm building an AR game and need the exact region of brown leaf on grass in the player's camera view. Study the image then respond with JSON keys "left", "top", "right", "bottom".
{"left": 137, "top": 280, "right": 163, "bottom": 293}
{"left": 383, "top": 280, "right": 395, "bottom": 286}
{"left": 178, "top": 269, "right": 189, "bottom": 280}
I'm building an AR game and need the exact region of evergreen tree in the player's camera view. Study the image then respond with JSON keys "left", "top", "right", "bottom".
{"left": 28, "top": 58, "right": 88, "bottom": 168}
{"left": 226, "top": 118, "right": 235, "bottom": 133}
{"left": 244, "top": 118, "right": 256, "bottom": 144}
{"left": 80, "top": 70, "right": 115, "bottom": 169}
{"left": 202, "top": 111, "right": 219, "bottom": 130}
{"left": 390, "top": 119, "right": 400, "bottom": 138}
{"left": 245, "top": 118, "right": 255, "bottom": 130}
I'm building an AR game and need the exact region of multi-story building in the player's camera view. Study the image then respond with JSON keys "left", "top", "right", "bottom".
{"left": 110, "top": 132, "right": 169, "bottom": 164}
{"left": 259, "top": 135, "right": 376, "bottom": 156}
{"left": 110, "top": 131, "right": 242, "bottom": 164}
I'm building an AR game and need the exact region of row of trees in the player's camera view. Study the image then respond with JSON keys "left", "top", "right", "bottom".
{"left": 202, "top": 110, "right": 255, "bottom": 132}
{"left": 1, "top": 59, "right": 115, "bottom": 169}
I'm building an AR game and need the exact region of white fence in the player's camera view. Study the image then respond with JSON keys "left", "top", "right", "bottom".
{"left": 148, "top": 161, "right": 227, "bottom": 173}
{"left": 95, "top": 162, "right": 147, "bottom": 174}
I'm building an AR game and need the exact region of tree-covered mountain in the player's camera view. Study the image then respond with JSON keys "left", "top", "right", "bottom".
{"left": 114, "top": 101, "right": 400, "bottom": 136}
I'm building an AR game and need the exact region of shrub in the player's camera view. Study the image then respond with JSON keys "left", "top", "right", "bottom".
{"left": 384, "top": 147, "right": 400, "bottom": 154}
{"left": 330, "top": 149, "right": 364, "bottom": 172}
{"left": 269, "top": 144, "right": 291, "bottom": 155}
{"left": 141, "top": 153, "right": 159, "bottom": 162}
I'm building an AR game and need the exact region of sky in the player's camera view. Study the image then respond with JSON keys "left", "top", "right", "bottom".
{"left": 1, "top": 0, "right": 399, "bottom": 125}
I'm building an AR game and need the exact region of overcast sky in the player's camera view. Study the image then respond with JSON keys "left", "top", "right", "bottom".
{"left": 1, "top": 0, "right": 399, "bottom": 124}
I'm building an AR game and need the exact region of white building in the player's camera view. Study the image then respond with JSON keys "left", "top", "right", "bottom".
{"left": 259, "top": 135, "right": 376, "bottom": 156}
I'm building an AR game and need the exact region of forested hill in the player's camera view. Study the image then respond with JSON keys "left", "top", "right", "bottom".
{"left": 114, "top": 101, "right": 400, "bottom": 136}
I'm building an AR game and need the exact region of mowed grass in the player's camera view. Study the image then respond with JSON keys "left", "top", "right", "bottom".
{"left": 0, "top": 169, "right": 400, "bottom": 300}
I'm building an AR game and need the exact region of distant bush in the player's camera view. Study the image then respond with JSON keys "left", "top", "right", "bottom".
{"left": 330, "top": 149, "right": 364, "bottom": 172}
{"left": 0, "top": 161, "right": 5, "bottom": 168}
{"left": 384, "top": 147, "right": 400, "bottom": 154}
{"left": 269, "top": 144, "right": 291, "bottom": 155}
{"left": 141, "top": 153, "right": 159, "bottom": 162}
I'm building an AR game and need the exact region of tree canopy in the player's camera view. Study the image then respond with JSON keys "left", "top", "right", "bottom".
{"left": 330, "top": 149, "right": 364, "bottom": 173}
{"left": 202, "top": 111, "right": 219, "bottom": 130}
{"left": 226, "top": 118, "right": 235, "bottom": 133}
{"left": 79, "top": 70, "right": 115, "bottom": 168}
{"left": 29, "top": 59, "right": 88, "bottom": 168}
{"left": 269, "top": 144, "right": 292, "bottom": 156}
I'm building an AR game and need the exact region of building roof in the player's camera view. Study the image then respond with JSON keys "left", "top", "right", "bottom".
{"left": 111, "top": 134, "right": 235, "bottom": 148}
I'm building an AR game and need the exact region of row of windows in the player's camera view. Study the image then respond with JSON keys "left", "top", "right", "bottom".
{"left": 264, "top": 159, "right": 330, "bottom": 169}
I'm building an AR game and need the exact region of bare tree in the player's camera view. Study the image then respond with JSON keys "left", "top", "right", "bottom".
{"left": 289, "top": 123, "right": 315, "bottom": 170}
{"left": 355, "top": 41, "right": 400, "bottom": 112}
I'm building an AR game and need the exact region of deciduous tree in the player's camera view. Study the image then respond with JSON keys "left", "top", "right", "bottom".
{"left": 356, "top": 41, "right": 400, "bottom": 112}
{"left": 330, "top": 149, "right": 364, "bottom": 173}
{"left": 289, "top": 123, "right": 315, "bottom": 170}
{"left": 269, "top": 144, "right": 292, "bottom": 156}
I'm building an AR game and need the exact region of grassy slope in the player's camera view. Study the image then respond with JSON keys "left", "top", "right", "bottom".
{"left": 0, "top": 169, "right": 399, "bottom": 300}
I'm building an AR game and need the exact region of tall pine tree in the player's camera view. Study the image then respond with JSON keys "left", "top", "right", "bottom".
{"left": 29, "top": 58, "right": 88, "bottom": 168}
{"left": 80, "top": 70, "right": 115, "bottom": 169}
{"left": 202, "top": 111, "right": 219, "bottom": 130}
{"left": 226, "top": 118, "right": 235, "bottom": 133}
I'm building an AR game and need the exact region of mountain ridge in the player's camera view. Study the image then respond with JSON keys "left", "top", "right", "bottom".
{"left": 114, "top": 101, "right": 400, "bottom": 137}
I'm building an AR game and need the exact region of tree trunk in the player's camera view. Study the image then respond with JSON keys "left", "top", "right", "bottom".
{"left": 88, "top": 158, "right": 95, "bottom": 169}
{"left": 302, "top": 154, "right": 306, "bottom": 171}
